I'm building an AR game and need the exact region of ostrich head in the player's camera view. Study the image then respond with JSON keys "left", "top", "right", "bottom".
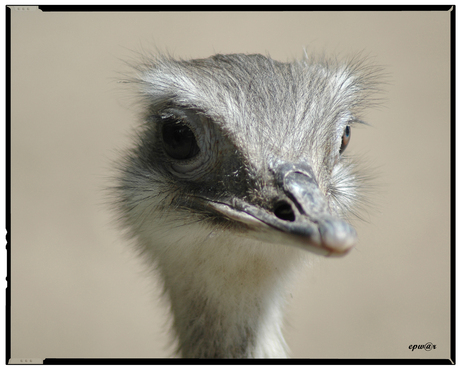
{"left": 114, "top": 52, "right": 379, "bottom": 358}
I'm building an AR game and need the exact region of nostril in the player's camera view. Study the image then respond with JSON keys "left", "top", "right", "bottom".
{"left": 274, "top": 201, "right": 296, "bottom": 222}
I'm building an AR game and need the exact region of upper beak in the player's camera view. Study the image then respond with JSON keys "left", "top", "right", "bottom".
{"left": 208, "top": 162, "right": 357, "bottom": 257}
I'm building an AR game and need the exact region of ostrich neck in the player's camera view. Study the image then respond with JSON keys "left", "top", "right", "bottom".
{"left": 156, "top": 235, "right": 302, "bottom": 358}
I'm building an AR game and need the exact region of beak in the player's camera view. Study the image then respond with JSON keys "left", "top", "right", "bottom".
{"left": 209, "top": 162, "right": 357, "bottom": 257}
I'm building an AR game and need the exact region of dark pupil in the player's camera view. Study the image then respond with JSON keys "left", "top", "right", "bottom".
{"left": 339, "top": 125, "right": 351, "bottom": 154}
{"left": 162, "top": 119, "right": 200, "bottom": 160}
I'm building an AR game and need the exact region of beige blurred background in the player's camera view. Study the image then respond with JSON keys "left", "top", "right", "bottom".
{"left": 10, "top": 9, "right": 451, "bottom": 360}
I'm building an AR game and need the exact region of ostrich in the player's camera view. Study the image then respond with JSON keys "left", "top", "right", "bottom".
{"left": 114, "top": 52, "right": 379, "bottom": 358}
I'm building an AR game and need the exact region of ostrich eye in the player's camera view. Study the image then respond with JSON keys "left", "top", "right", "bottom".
{"left": 162, "top": 118, "right": 200, "bottom": 160}
{"left": 339, "top": 125, "right": 351, "bottom": 154}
